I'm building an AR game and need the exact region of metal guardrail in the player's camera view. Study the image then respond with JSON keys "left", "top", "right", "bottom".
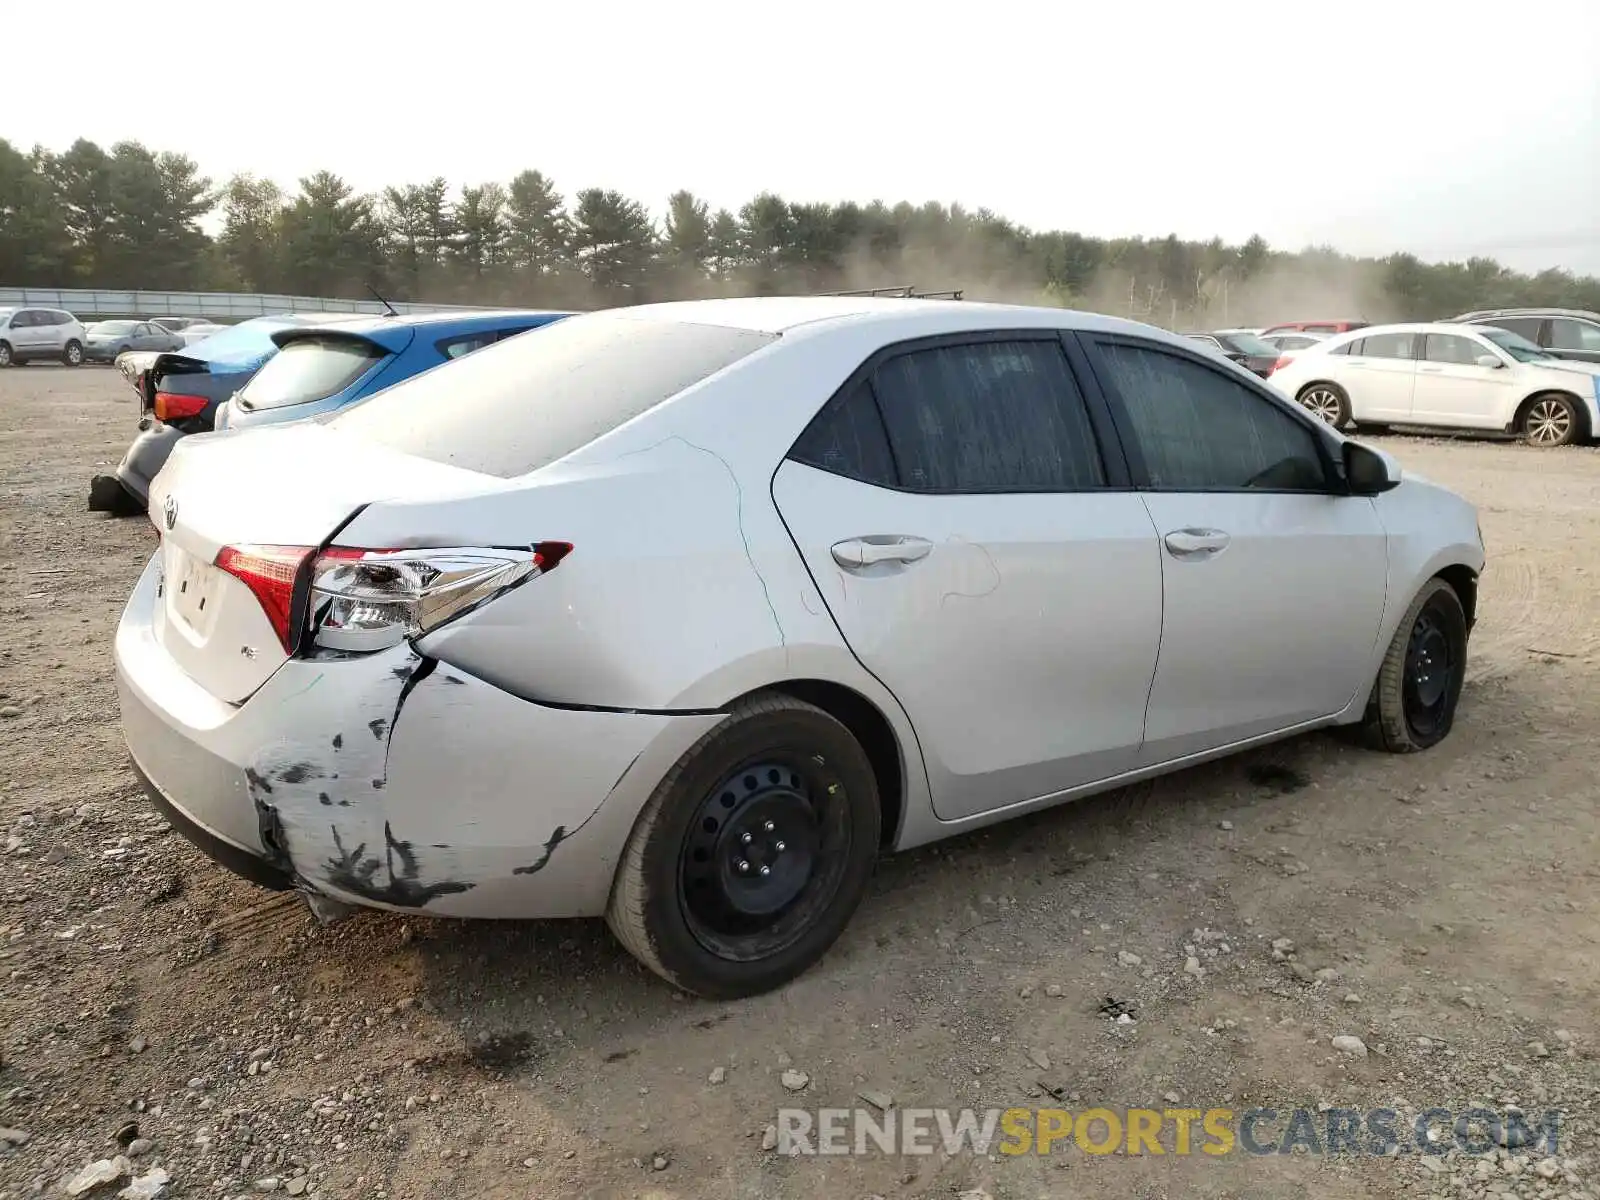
{"left": 0, "top": 287, "right": 489, "bottom": 320}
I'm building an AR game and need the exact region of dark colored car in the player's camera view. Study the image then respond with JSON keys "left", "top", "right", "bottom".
{"left": 1184, "top": 330, "right": 1282, "bottom": 378}
{"left": 88, "top": 314, "right": 361, "bottom": 514}
{"left": 1453, "top": 308, "right": 1600, "bottom": 365}
{"left": 83, "top": 320, "right": 186, "bottom": 363}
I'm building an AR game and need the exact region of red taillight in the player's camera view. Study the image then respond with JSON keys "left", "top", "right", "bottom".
{"left": 215, "top": 544, "right": 314, "bottom": 653}
{"left": 154, "top": 391, "right": 208, "bottom": 421}
{"left": 1269, "top": 355, "right": 1292, "bottom": 376}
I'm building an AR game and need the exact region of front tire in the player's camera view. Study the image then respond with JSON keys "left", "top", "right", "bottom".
{"left": 1363, "top": 578, "right": 1468, "bottom": 753}
{"left": 607, "top": 694, "right": 881, "bottom": 999}
{"left": 1520, "top": 393, "right": 1578, "bottom": 447}
{"left": 63, "top": 340, "right": 84, "bottom": 366}
{"left": 1297, "top": 382, "right": 1352, "bottom": 428}
{"left": 0, "top": 341, "right": 11, "bottom": 367}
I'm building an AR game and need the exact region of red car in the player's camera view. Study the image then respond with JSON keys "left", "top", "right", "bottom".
{"left": 1260, "top": 320, "right": 1370, "bottom": 336}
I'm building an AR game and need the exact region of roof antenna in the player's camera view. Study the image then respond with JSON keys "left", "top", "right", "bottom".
{"left": 366, "top": 284, "right": 399, "bottom": 318}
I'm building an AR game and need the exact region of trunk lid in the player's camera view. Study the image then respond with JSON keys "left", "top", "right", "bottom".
{"left": 148, "top": 423, "right": 500, "bottom": 703}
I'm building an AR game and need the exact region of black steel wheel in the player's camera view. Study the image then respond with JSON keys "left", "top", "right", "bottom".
{"left": 607, "top": 694, "right": 881, "bottom": 998}
{"left": 1363, "top": 577, "right": 1469, "bottom": 752}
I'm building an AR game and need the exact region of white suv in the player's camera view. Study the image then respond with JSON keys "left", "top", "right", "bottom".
{"left": 0, "top": 307, "right": 88, "bottom": 367}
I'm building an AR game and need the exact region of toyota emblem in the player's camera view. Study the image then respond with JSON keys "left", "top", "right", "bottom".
{"left": 162, "top": 494, "right": 178, "bottom": 531}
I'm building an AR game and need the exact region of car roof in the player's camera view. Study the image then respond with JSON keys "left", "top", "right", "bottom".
{"left": 1328, "top": 321, "right": 1499, "bottom": 338}
{"left": 304, "top": 308, "right": 573, "bottom": 335}
{"left": 603, "top": 294, "right": 1173, "bottom": 341}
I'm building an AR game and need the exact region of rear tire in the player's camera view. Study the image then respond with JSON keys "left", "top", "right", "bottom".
{"left": 606, "top": 694, "right": 881, "bottom": 999}
{"left": 1361, "top": 578, "right": 1468, "bottom": 753}
{"left": 63, "top": 340, "right": 84, "bottom": 367}
{"left": 1297, "top": 382, "right": 1351, "bottom": 428}
{"left": 1519, "top": 392, "right": 1579, "bottom": 447}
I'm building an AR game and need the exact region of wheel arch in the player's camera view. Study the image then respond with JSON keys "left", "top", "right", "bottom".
{"left": 1433, "top": 562, "right": 1479, "bottom": 632}
{"left": 1511, "top": 388, "right": 1591, "bottom": 440}
{"left": 732, "top": 678, "right": 908, "bottom": 850}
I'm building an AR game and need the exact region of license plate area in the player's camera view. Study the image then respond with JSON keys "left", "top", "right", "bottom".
{"left": 164, "top": 541, "right": 219, "bottom": 637}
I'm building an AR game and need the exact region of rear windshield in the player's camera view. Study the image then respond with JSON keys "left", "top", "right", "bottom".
{"left": 239, "top": 337, "right": 387, "bottom": 411}
{"left": 91, "top": 321, "right": 139, "bottom": 335}
{"left": 326, "top": 313, "right": 779, "bottom": 477}
{"left": 1221, "top": 332, "right": 1279, "bottom": 357}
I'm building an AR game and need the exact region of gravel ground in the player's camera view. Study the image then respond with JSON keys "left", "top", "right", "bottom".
{"left": 2, "top": 365, "right": 1598, "bottom": 1200}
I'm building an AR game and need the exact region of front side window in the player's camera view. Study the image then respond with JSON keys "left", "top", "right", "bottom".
{"left": 1423, "top": 334, "right": 1490, "bottom": 366}
{"left": 869, "top": 339, "right": 1107, "bottom": 492}
{"left": 1094, "top": 340, "right": 1328, "bottom": 492}
{"left": 1549, "top": 318, "right": 1600, "bottom": 352}
{"left": 239, "top": 338, "right": 387, "bottom": 411}
{"left": 1356, "top": 332, "right": 1415, "bottom": 360}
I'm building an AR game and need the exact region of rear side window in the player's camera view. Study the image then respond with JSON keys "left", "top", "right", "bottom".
{"left": 1355, "top": 332, "right": 1415, "bottom": 360}
{"left": 240, "top": 338, "right": 386, "bottom": 411}
{"left": 328, "top": 313, "right": 778, "bottom": 478}
{"left": 1094, "top": 341, "right": 1327, "bottom": 491}
{"left": 790, "top": 381, "right": 897, "bottom": 488}
{"left": 870, "top": 340, "right": 1106, "bottom": 492}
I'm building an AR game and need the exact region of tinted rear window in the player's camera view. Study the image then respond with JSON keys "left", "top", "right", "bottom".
{"left": 327, "top": 313, "right": 778, "bottom": 477}
{"left": 239, "top": 337, "right": 387, "bottom": 411}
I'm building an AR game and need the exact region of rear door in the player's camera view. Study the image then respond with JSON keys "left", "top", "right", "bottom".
{"left": 1411, "top": 332, "right": 1516, "bottom": 427}
{"left": 772, "top": 332, "right": 1165, "bottom": 821}
{"left": 1340, "top": 330, "right": 1419, "bottom": 419}
{"left": 1081, "top": 335, "right": 1388, "bottom": 762}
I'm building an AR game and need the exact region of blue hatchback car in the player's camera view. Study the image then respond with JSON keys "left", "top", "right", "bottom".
{"left": 214, "top": 309, "right": 573, "bottom": 432}
{"left": 90, "top": 308, "right": 573, "bottom": 516}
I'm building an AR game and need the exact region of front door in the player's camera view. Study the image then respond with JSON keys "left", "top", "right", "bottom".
{"left": 1083, "top": 335, "right": 1389, "bottom": 762}
{"left": 772, "top": 334, "right": 1164, "bottom": 821}
{"left": 1411, "top": 332, "right": 1517, "bottom": 427}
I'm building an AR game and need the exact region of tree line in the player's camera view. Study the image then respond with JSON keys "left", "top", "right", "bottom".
{"left": 3, "top": 136, "right": 1598, "bottom": 327}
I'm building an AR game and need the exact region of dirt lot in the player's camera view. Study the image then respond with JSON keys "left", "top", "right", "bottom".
{"left": 2, "top": 365, "right": 1598, "bottom": 1200}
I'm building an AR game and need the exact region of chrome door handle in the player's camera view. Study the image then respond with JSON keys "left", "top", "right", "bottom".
{"left": 1164, "top": 528, "right": 1230, "bottom": 558}
{"left": 1418, "top": 365, "right": 1443, "bottom": 373}
{"left": 830, "top": 536, "right": 934, "bottom": 569}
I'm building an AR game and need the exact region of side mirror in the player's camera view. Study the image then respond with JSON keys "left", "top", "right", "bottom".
{"left": 1344, "top": 441, "right": 1401, "bottom": 495}
{"left": 1475, "top": 354, "right": 1503, "bottom": 369}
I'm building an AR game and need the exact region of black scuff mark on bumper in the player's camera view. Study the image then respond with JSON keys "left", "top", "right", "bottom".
{"left": 325, "top": 821, "right": 473, "bottom": 906}
{"left": 511, "top": 750, "right": 643, "bottom": 877}
{"left": 512, "top": 826, "right": 569, "bottom": 876}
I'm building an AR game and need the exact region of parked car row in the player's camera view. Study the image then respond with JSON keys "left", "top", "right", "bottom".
{"left": 1268, "top": 321, "right": 1600, "bottom": 446}
{"left": 89, "top": 308, "right": 573, "bottom": 514}
{"left": 0, "top": 308, "right": 236, "bottom": 368}
{"left": 108, "top": 291, "right": 1488, "bottom": 1000}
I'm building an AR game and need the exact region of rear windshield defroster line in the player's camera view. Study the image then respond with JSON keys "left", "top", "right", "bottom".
{"left": 324, "top": 314, "right": 778, "bottom": 478}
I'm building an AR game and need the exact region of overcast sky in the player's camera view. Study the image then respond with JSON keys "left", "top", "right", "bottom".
{"left": 11, "top": 0, "right": 1600, "bottom": 275}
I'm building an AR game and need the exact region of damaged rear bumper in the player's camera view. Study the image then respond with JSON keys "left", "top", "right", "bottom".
{"left": 115, "top": 555, "right": 721, "bottom": 919}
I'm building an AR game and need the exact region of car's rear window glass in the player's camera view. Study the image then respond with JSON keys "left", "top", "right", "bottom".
{"left": 239, "top": 338, "right": 386, "bottom": 411}
{"left": 326, "top": 313, "right": 778, "bottom": 477}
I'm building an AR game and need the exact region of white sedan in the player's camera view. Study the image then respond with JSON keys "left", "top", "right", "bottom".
{"left": 1269, "top": 322, "right": 1600, "bottom": 446}
{"left": 116, "top": 297, "right": 1485, "bottom": 998}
